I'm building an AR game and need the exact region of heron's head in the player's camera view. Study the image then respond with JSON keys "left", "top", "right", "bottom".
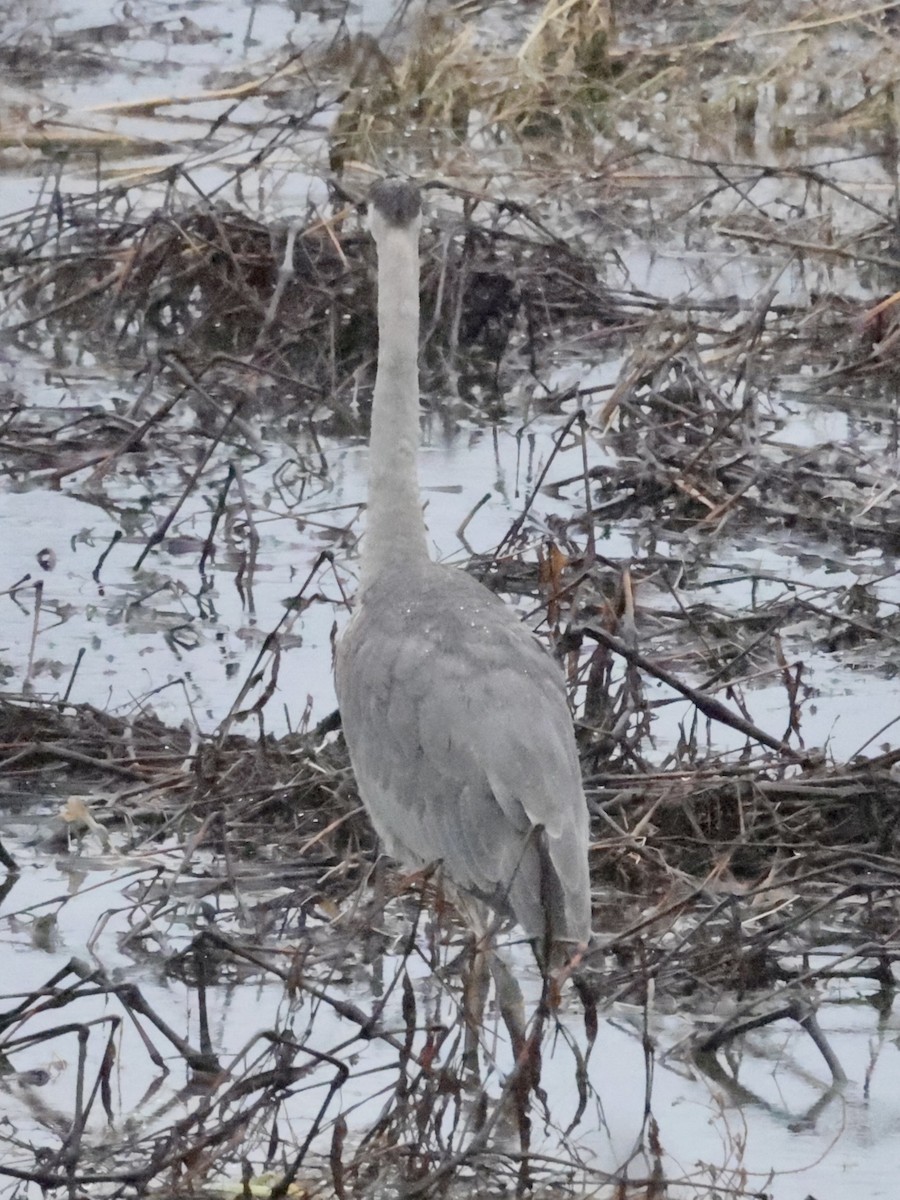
{"left": 368, "top": 179, "right": 422, "bottom": 243}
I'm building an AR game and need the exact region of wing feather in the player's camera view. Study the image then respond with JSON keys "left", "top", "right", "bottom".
{"left": 336, "top": 561, "right": 591, "bottom": 945}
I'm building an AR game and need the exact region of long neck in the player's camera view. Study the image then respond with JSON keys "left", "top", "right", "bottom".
{"left": 361, "top": 225, "right": 429, "bottom": 587}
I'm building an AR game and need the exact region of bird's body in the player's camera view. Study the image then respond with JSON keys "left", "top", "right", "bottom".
{"left": 335, "top": 179, "right": 591, "bottom": 963}
{"left": 337, "top": 558, "right": 591, "bottom": 946}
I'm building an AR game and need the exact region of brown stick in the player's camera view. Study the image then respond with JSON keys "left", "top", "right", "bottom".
{"left": 584, "top": 622, "right": 791, "bottom": 755}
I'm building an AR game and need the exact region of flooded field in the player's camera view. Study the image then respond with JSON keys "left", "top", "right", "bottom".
{"left": 4, "top": 0, "right": 900, "bottom": 1196}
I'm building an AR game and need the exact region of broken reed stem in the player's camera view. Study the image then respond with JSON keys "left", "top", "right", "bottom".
{"left": 585, "top": 622, "right": 791, "bottom": 755}
{"left": 23, "top": 579, "right": 42, "bottom": 691}
{"left": 200, "top": 463, "right": 236, "bottom": 574}
{"left": 134, "top": 391, "right": 245, "bottom": 570}
{"left": 490, "top": 409, "right": 583, "bottom": 566}
{"left": 214, "top": 550, "right": 331, "bottom": 742}
{"left": 62, "top": 647, "right": 85, "bottom": 705}
{"left": 697, "top": 998, "right": 847, "bottom": 1084}
{"left": 91, "top": 530, "right": 123, "bottom": 583}
{"left": 232, "top": 459, "right": 261, "bottom": 615}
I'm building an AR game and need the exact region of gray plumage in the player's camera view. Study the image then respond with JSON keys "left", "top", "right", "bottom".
{"left": 335, "top": 179, "right": 591, "bottom": 959}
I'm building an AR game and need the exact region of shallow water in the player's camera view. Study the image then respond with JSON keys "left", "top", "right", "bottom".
{"left": 1, "top": 813, "right": 898, "bottom": 1198}
{"left": 3, "top": 344, "right": 897, "bottom": 758}
{"left": 4, "top": 1, "right": 900, "bottom": 1194}
{"left": 0, "top": 0, "right": 401, "bottom": 222}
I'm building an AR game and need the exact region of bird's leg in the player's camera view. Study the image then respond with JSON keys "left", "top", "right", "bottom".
{"left": 461, "top": 933, "right": 490, "bottom": 1080}
{"left": 489, "top": 951, "right": 527, "bottom": 1063}
{"left": 491, "top": 947, "right": 542, "bottom": 1173}
{"left": 362, "top": 855, "right": 389, "bottom": 969}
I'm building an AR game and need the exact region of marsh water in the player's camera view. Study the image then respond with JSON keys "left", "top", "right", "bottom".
{"left": 4, "top": 0, "right": 900, "bottom": 1196}
{"left": 3, "top": 804, "right": 900, "bottom": 1200}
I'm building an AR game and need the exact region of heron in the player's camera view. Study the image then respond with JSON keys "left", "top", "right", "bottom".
{"left": 335, "top": 179, "right": 591, "bottom": 1011}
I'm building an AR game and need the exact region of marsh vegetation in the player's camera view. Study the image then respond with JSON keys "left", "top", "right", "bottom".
{"left": 3, "top": 1, "right": 900, "bottom": 1196}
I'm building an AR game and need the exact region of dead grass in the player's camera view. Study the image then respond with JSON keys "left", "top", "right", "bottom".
{"left": 2, "top": 684, "right": 899, "bottom": 1195}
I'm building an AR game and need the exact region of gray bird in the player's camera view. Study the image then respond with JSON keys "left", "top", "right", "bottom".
{"left": 335, "top": 179, "right": 591, "bottom": 968}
